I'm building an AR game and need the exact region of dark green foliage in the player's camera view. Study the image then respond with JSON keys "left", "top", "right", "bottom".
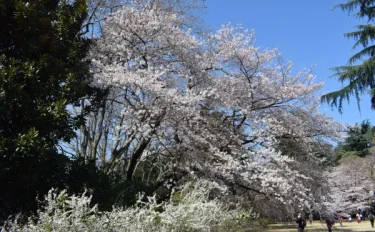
{"left": 65, "top": 158, "right": 126, "bottom": 211}
{"left": 0, "top": 0, "right": 92, "bottom": 145}
{"left": 276, "top": 137, "right": 337, "bottom": 167}
{"left": 344, "top": 120, "right": 373, "bottom": 154}
{"left": 322, "top": 0, "right": 375, "bottom": 112}
{"left": 0, "top": 0, "right": 102, "bottom": 219}
{"left": 335, "top": 120, "right": 375, "bottom": 159}
{"left": 276, "top": 137, "right": 307, "bottom": 158}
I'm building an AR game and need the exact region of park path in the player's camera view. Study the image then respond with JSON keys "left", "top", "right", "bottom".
{"left": 266, "top": 220, "right": 375, "bottom": 231}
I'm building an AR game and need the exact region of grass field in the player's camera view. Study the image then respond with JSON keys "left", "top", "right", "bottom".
{"left": 266, "top": 220, "right": 375, "bottom": 232}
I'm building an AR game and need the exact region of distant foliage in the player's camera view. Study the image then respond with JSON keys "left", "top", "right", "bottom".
{"left": 335, "top": 120, "right": 375, "bottom": 158}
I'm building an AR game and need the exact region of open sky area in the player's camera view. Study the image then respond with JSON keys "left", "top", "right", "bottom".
{"left": 203, "top": 0, "right": 375, "bottom": 126}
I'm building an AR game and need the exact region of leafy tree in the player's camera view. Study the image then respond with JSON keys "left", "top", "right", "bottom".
{"left": 335, "top": 120, "right": 375, "bottom": 158}
{"left": 0, "top": 0, "right": 100, "bottom": 218}
{"left": 322, "top": 0, "right": 375, "bottom": 112}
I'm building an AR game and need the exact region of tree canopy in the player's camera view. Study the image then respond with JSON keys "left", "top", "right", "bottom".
{"left": 335, "top": 120, "right": 375, "bottom": 159}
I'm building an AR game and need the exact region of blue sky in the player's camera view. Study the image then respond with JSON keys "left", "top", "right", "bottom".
{"left": 203, "top": 0, "right": 375, "bottom": 126}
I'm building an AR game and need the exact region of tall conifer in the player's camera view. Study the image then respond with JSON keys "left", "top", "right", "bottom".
{"left": 322, "top": 0, "right": 375, "bottom": 112}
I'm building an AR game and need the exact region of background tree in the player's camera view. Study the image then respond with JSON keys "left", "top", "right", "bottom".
{"left": 322, "top": 0, "right": 375, "bottom": 112}
{"left": 324, "top": 155, "right": 375, "bottom": 214}
{"left": 276, "top": 137, "right": 337, "bottom": 167}
{"left": 323, "top": 120, "right": 375, "bottom": 216}
{"left": 334, "top": 120, "right": 375, "bottom": 159}
{"left": 0, "top": 0, "right": 102, "bottom": 218}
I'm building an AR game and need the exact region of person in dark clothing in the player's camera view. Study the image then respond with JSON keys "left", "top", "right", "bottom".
{"left": 296, "top": 214, "right": 306, "bottom": 232}
{"left": 325, "top": 218, "right": 334, "bottom": 232}
{"left": 362, "top": 210, "right": 366, "bottom": 221}
{"left": 369, "top": 212, "right": 375, "bottom": 228}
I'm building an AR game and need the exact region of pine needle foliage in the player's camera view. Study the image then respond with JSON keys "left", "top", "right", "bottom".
{"left": 322, "top": 0, "right": 375, "bottom": 113}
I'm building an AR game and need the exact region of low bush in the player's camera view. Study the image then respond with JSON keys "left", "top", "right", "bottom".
{"left": 2, "top": 180, "right": 266, "bottom": 232}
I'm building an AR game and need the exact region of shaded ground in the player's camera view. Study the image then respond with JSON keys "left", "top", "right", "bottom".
{"left": 267, "top": 220, "right": 375, "bottom": 232}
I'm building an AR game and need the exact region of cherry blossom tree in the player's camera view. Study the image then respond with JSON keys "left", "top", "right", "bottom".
{"left": 86, "top": 3, "right": 343, "bottom": 218}
{"left": 324, "top": 155, "right": 375, "bottom": 214}
{"left": 66, "top": 0, "right": 206, "bottom": 167}
{"left": 82, "top": 0, "right": 206, "bottom": 37}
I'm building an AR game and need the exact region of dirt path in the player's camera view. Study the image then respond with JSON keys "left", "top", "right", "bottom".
{"left": 267, "top": 220, "right": 375, "bottom": 231}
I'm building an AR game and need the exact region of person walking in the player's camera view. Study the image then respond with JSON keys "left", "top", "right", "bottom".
{"left": 369, "top": 212, "right": 375, "bottom": 228}
{"left": 356, "top": 213, "right": 361, "bottom": 223}
{"left": 296, "top": 214, "right": 306, "bottom": 232}
{"left": 325, "top": 218, "right": 334, "bottom": 232}
{"left": 339, "top": 215, "right": 343, "bottom": 226}
{"left": 309, "top": 213, "right": 313, "bottom": 225}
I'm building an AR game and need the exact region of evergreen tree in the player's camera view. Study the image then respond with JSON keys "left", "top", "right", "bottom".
{"left": 322, "top": 0, "right": 375, "bottom": 112}
{"left": 0, "top": 0, "right": 100, "bottom": 218}
{"left": 335, "top": 120, "right": 375, "bottom": 159}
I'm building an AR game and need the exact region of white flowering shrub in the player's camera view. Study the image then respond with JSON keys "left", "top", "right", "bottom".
{"left": 3, "top": 190, "right": 101, "bottom": 232}
{"left": 3, "top": 180, "right": 262, "bottom": 232}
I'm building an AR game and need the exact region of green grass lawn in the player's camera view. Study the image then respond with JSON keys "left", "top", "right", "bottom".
{"left": 267, "top": 220, "right": 375, "bottom": 232}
